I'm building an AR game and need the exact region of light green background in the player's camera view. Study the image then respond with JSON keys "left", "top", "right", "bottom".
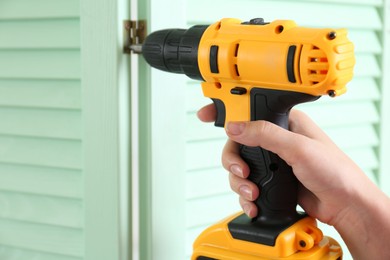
{"left": 0, "top": 0, "right": 389, "bottom": 260}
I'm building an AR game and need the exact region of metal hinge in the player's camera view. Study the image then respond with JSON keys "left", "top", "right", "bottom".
{"left": 123, "top": 20, "right": 146, "bottom": 54}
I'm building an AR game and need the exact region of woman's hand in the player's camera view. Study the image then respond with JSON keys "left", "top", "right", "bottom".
{"left": 197, "top": 103, "right": 390, "bottom": 259}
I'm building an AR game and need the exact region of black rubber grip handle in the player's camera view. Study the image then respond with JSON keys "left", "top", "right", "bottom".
{"left": 241, "top": 145, "right": 300, "bottom": 225}
{"left": 244, "top": 88, "right": 320, "bottom": 225}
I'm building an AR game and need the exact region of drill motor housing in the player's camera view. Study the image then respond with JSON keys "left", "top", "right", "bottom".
{"left": 143, "top": 18, "right": 354, "bottom": 126}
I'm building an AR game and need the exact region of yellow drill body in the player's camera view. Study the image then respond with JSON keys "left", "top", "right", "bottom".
{"left": 141, "top": 17, "right": 355, "bottom": 260}
{"left": 198, "top": 18, "right": 354, "bottom": 124}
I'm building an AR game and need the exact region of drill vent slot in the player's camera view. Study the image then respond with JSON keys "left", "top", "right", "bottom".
{"left": 234, "top": 64, "right": 240, "bottom": 77}
{"left": 287, "top": 45, "right": 297, "bottom": 83}
{"left": 209, "top": 45, "right": 219, "bottom": 73}
{"left": 234, "top": 43, "right": 240, "bottom": 57}
{"left": 307, "top": 45, "right": 328, "bottom": 85}
{"left": 234, "top": 43, "right": 240, "bottom": 77}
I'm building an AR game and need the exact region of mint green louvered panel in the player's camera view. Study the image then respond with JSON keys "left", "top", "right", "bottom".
{"left": 0, "top": 0, "right": 83, "bottom": 259}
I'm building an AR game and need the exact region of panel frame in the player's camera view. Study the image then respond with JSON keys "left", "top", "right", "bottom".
{"left": 379, "top": 0, "right": 390, "bottom": 196}
{"left": 80, "top": 0, "right": 132, "bottom": 259}
{"left": 143, "top": 0, "right": 188, "bottom": 258}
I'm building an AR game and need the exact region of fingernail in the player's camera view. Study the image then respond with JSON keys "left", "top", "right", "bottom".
{"left": 226, "top": 122, "right": 246, "bottom": 135}
{"left": 239, "top": 185, "right": 253, "bottom": 200}
{"left": 243, "top": 203, "right": 251, "bottom": 217}
{"left": 230, "top": 164, "right": 244, "bottom": 177}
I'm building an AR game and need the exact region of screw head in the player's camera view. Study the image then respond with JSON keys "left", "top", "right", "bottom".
{"left": 328, "top": 31, "right": 337, "bottom": 40}
{"left": 328, "top": 90, "right": 336, "bottom": 97}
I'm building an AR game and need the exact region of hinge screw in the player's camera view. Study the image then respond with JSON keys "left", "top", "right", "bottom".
{"left": 124, "top": 20, "right": 146, "bottom": 54}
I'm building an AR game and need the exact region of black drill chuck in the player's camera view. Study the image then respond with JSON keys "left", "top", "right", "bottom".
{"left": 142, "top": 25, "right": 208, "bottom": 80}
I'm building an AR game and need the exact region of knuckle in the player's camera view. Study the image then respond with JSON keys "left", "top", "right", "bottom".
{"left": 286, "top": 137, "right": 315, "bottom": 166}
{"left": 229, "top": 173, "right": 241, "bottom": 193}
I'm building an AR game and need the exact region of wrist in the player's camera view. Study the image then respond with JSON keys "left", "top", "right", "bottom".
{"left": 332, "top": 177, "right": 390, "bottom": 259}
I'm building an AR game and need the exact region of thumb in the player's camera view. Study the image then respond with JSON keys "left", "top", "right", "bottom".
{"left": 225, "top": 121, "right": 306, "bottom": 166}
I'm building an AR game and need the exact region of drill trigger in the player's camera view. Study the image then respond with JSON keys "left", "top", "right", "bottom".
{"left": 211, "top": 98, "right": 226, "bottom": 127}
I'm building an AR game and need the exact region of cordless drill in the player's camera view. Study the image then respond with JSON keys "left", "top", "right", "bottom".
{"left": 134, "top": 18, "right": 355, "bottom": 259}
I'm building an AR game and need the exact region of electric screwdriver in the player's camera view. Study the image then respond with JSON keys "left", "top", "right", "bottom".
{"left": 135, "top": 18, "right": 355, "bottom": 259}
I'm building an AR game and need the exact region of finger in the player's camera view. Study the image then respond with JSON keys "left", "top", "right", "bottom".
{"left": 222, "top": 139, "right": 250, "bottom": 178}
{"left": 229, "top": 173, "right": 259, "bottom": 201}
{"left": 239, "top": 196, "right": 258, "bottom": 218}
{"left": 289, "top": 110, "right": 333, "bottom": 144}
{"left": 197, "top": 103, "right": 216, "bottom": 122}
{"left": 297, "top": 184, "right": 324, "bottom": 222}
{"left": 225, "top": 120, "right": 313, "bottom": 167}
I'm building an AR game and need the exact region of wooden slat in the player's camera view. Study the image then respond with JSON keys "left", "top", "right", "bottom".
{"left": 186, "top": 167, "right": 229, "bottom": 199}
{"left": 0, "top": 50, "right": 80, "bottom": 79}
{"left": 301, "top": 101, "right": 379, "bottom": 127}
{"left": 274, "top": 76, "right": 380, "bottom": 105}
{"left": 348, "top": 30, "right": 382, "bottom": 54}
{"left": 325, "top": 77, "right": 380, "bottom": 103}
{"left": 345, "top": 147, "right": 378, "bottom": 170}
{"left": 0, "top": 218, "right": 83, "bottom": 257}
{"left": 278, "top": 0, "right": 382, "bottom": 5}
{"left": 186, "top": 138, "right": 225, "bottom": 171}
{"left": 325, "top": 125, "right": 379, "bottom": 149}
{"left": 0, "top": 191, "right": 83, "bottom": 228}
{"left": 0, "top": 163, "right": 82, "bottom": 199}
{"left": 185, "top": 81, "right": 208, "bottom": 113}
{"left": 0, "top": 245, "right": 82, "bottom": 260}
{"left": 0, "top": 19, "right": 80, "bottom": 49}
{"left": 186, "top": 0, "right": 382, "bottom": 30}
{"left": 0, "top": 136, "right": 82, "bottom": 169}
{"left": 186, "top": 193, "right": 239, "bottom": 228}
{"left": 186, "top": 115, "right": 223, "bottom": 142}
{"left": 0, "top": 79, "right": 81, "bottom": 109}
{"left": 353, "top": 54, "right": 381, "bottom": 77}
{"left": 0, "top": 107, "right": 81, "bottom": 139}
{"left": 363, "top": 169, "right": 379, "bottom": 186}
{"left": 0, "top": 0, "right": 79, "bottom": 20}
